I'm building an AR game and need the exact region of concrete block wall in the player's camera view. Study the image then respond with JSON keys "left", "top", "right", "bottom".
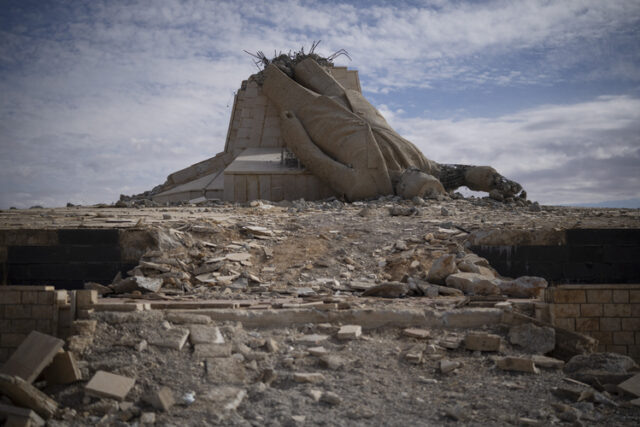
{"left": 546, "top": 284, "right": 640, "bottom": 360}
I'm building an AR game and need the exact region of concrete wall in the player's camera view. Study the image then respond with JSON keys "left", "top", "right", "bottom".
{"left": 546, "top": 284, "right": 640, "bottom": 361}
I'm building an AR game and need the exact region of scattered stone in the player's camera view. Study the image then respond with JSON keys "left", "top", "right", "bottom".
{"left": 361, "top": 281, "right": 409, "bottom": 298}
{"left": 445, "top": 272, "right": 500, "bottom": 295}
{"left": 496, "top": 357, "right": 539, "bottom": 374}
{"left": 321, "top": 391, "right": 341, "bottom": 405}
{"left": 564, "top": 353, "right": 638, "bottom": 385}
{"left": 307, "top": 389, "right": 323, "bottom": 402}
{"left": 291, "top": 415, "right": 306, "bottom": 424}
{"left": 509, "top": 323, "right": 555, "bottom": 354}
{"left": 293, "top": 373, "right": 325, "bottom": 383}
{"left": 146, "top": 386, "right": 175, "bottom": 411}
{"left": 72, "top": 320, "right": 98, "bottom": 336}
{"left": 42, "top": 351, "right": 82, "bottom": 385}
{"left": 140, "top": 412, "right": 156, "bottom": 424}
{"left": 0, "top": 331, "right": 64, "bottom": 383}
{"left": 427, "top": 254, "right": 457, "bottom": 285}
{"left": 206, "top": 358, "right": 246, "bottom": 384}
{"left": 112, "top": 276, "right": 163, "bottom": 293}
{"left": 618, "top": 373, "right": 640, "bottom": 397}
{"left": 297, "top": 334, "right": 329, "bottom": 345}
{"left": 85, "top": 371, "right": 136, "bottom": 401}
{"left": 166, "top": 312, "right": 212, "bottom": 324}
{"left": 337, "top": 325, "right": 362, "bottom": 340}
{"left": 440, "top": 359, "right": 461, "bottom": 374}
{"left": 498, "top": 276, "right": 548, "bottom": 298}
{"left": 226, "top": 252, "right": 252, "bottom": 262}
{"left": 84, "top": 281, "right": 113, "bottom": 295}
{"left": 403, "top": 328, "right": 430, "bottom": 339}
{"left": 265, "top": 338, "right": 279, "bottom": 353}
{"left": 146, "top": 328, "right": 190, "bottom": 350}
{"left": 319, "top": 355, "right": 347, "bottom": 370}
{"left": 464, "top": 332, "right": 501, "bottom": 352}
{"left": 189, "top": 325, "right": 225, "bottom": 345}
{"left": 0, "top": 373, "right": 58, "bottom": 419}
{"left": 531, "top": 355, "right": 565, "bottom": 369}
{"left": 308, "top": 346, "right": 328, "bottom": 356}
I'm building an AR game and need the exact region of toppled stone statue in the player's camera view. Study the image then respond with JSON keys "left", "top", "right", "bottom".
{"left": 263, "top": 58, "right": 525, "bottom": 201}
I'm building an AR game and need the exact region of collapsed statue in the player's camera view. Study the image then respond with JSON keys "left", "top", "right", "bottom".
{"left": 262, "top": 57, "right": 525, "bottom": 202}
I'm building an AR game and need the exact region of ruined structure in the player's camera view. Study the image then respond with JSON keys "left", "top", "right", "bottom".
{"left": 150, "top": 54, "right": 523, "bottom": 204}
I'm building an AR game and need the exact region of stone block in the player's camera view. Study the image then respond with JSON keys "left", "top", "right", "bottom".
{"left": 575, "top": 318, "right": 599, "bottom": 332}
{"left": 603, "top": 304, "right": 631, "bottom": 317}
{"left": 5, "top": 305, "right": 31, "bottom": 319}
{"left": 621, "top": 318, "right": 640, "bottom": 331}
{"left": 337, "top": 325, "right": 362, "bottom": 340}
{"left": 553, "top": 304, "right": 580, "bottom": 318}
{"left": 205, "top": 357, "right": 246, "bottom": 384}
{"left": 552, "top": 289, "right": 586, "bottom": 304}
{"left": 530, "top": 355, "right": 564, "bottom": 369}
{"left": 553, "top": 318, "right": 574, "bottom": 331}
{"left": 42, "top": 351, "right": 82, "bottom": 385}
{"left": 21, "top": 291, "right": 39, "bottom": 304}
{"left": 508, "top": 323, "right": 555, "bottom": 354}
{"left": 580, "top": 304, "right": 602, "bottom": 317}
{"left": 194, "top": 343, "right": 232, "bottom": 358}
{"left": 146, "top": 386, "right": 175, "bottom": 412}
{"left": 590, "top": 331, "right": 613, "bottom": 345}
{"left": 165, "top": 312, "right": 211, "bottom": 324}
{"left": 600, "top": 318, "right": 621, "bottom": 331}
{"left": 630, "top": 290, "right": 640, "bottom": 303}
{"left": 31, "top": 305, "right": 53, "bottom": 320}
{"left": 0, "top": 333, "right": 26, "bottom": 348}
{"left": 464, "top": 332, "right": 501, "bottom": 352}
{"left": 0, "top": 331, "right": 64, "bottom": 383}
{"left": 613, "top": 290, "right": 630, "bottom": 303}
{"left": 146, "top": 328, "right": 190, "bottom": 350}
{"left": 586, "top": 290, "right": 612, "bottom": 303}
{"left": 0, "top": 373, "right": 58, "bottom": 419}
{"left": 85, "top": 371, "right": 135, "bottom": 401}
{"left": 189, "top": 325, "right": 225, "bottom": 345}
{"left": 496, "top": 357, "right": 539, "bottom": 374}
{"left": 76, "top": 290, "right": 97, "bottom": 308}
{"left": 403, "top": 328, "right": 430, "bottom": 339}
{"left": 613, "top": 331, "right": 635, "bottom": 345}
{"left": 0, "top": 402, "right": 45, "bottom": 427}
{"left": 293, "top": 373, "right": 325, "bottom": 383}
{"left": 606, "top": 344, "right": 627, "bottom": 354}
{"left": 0, "top": 291, "right": 21, "bottom": 304}
{"left": 37, "top": 292, "right": 54, "bottom": 305}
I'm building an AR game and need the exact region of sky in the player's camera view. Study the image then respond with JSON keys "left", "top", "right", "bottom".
{"left": 1, "top": 0, "right": 639, "bottom": 209}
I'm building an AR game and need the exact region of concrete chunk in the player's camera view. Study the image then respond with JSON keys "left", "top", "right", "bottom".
{"left": 189, "top": 325, "right": 225, "bottom": 345}
{"left": 206, "top": 358, "right": 246, "bottom": 384}
{"left": 146, "top": 386, "right": 175, "bottom": 412}
{"left": 618, "top": 373, "right": 640, "bottom": 397}
{"left": 146, "top": 328, "right": 190, "bottom": 350}
{"left": 531, "top": 355, "right": 565, "bottom": 369}
{"left": 0, "top": 373, "right": 58, "bottom": 419}
{"left": 0, "top": 331, "right": 64, "bottom": 384}
{"left": 496, "top": 357, "right": 539, "bottom": 374}
{"left": 166, "top": 312, "right": 212, "bottom": 324}
{"left": 337, "top": 325, "right": 362, "bottom": 340}
{"left": 464, "top": 332, "right": 501, "bottom": 352}
{"left": 194, "top": 344, "right": 232, "bottom": 358}
{"left": 42, "top": 351, "right": 82, "bottom": 385}
{"left": 403, "top": 328, "right": 430, "bottom": 339}
{"left": 293, "top": 372, "right": 325, "bottom": 383}
{"left": 85, "top": 371, "right": 135, "bottom": 401}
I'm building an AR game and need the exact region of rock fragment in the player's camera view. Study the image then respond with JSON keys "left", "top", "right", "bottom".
{"left": 509, "top": 323, "right": 555, "bottom": 354}
{"left": 337, "top": 325, "right": 362, "bottom": 340}
{"left": 496, "top": 357, "right": 539, "bottom": 374}
{"left": 427, "top": 254, "right": 457, "bottom": 284}
{"left": 464, "top": 332, "right": 501, "bottom": 352}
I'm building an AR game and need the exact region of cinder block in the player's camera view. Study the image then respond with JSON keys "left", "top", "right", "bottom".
{"left": 21, "top": 291, "right": 38, "bottom": 304}
{"left": 603, "top": 304, "right": 631, "bottom": 317}
{"left": 0, "top": 330, "right": 64, "bottom": 383}
{"left": 9, "top": 319, "right": 37, "bottom": 334}
{"left": 591, "top": 331, "right": 613, "bottom": 345}
{"left": 554, "top": 318, "right": 575, "bottom": 331}
{"left": 606, "top": 344, "right": 627, "bottom": 354}
{"left": 553, "top": 304, "right": 580, "bottom": 318}
{"left": 630, "top": 290, "right": 640, "bottom": 303}
{"left": 622, "top": 318, "right": 640, "bottom": 331}
{"left": 37, "top": 292, "right": 54, "bottom": 305}
{"left": 36, "top": 320, "right": 53, "bottom": 335}
{"left": 613, "top": 290, "right": 630, "bottom": 303}
{"left": 631, "top": 304, "right": 640, "bottom": 317}
{"left": 628, "top": 345, "right": 640, "bottom": 359}
{"left": 600, "top": 317, "right": 621, "bottom": 331}
{"left": 575, "top": 318, "right": 599, "bottom": 332}
{"left": 0, "top": 291, "right": 21, "bottom": 304}
{"left": 85, "top": 371, "right": 135, "bottom": 401}
{"left": 76, "top": 290, "right": 97, "bottom": 309}
{"left": 586, "top": 289, "right": 612, "bottom": 303}
{"left": 580, "top": 304, "right": 602, "bottom": 317}
{"left": 0, "top": 333, "right": 26, "bottom": 347}
{"left": 42, "top": 351, "right": 82, "bottom": 385}
{"left": 552, "top": 289, "right": 586, "bottom": 303}
{"left": 31, "top": 305, "right": 53, "bottom": 320}
{"left": 5, "top": 305, "right": 31, "bottom": 319}
{"left": 614, "top": 331, "right": 635, "bottom": 345}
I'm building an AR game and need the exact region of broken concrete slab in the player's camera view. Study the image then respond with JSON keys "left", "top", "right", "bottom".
{"left": 618, "top": 373, "right": 640, "bottom": 397}
{"left": 145, "top": 328, "right": 190, "bottom": 350}
{"left": 0, "top": 331, "right": 64, "bottom": 383}
{"left": 531, "top": 355, "right": 565, "bottom": 369}
{"left": 496, "top": 357, "right": 539, "bottom": 374}
{"left": 165, "top": 312, "right": 212, "bottom": 324}
{"left": 293, "top": 372, "right": 325, "bottom": 383}
{"left": 85, "top": 371, "right": 135, "bottom": 401}
{"left": 188, "top": 325, "right": 225, "bottom": 345}
{"left": 206, "top": 358, "right": 246, "bottom": 384}
{"left": 203, "top": 386, "right": 247, "bottom": 412}
{"left": 464, "top": 332, "right": 501, "bottom": 352}
{"left": 194, "top": 344, "right": 232, "bottom": 358}
{"left": 0, "top": 374, "right": 58, "bottom": 419}
{"left": 0, "top": 402, "right": 45, "bottom": 427}
{"left": 145, "top": 386, "right": 175, "bottom": 412}
{"left": 42, "top": 351, "right": 82, "bottom": 385}
{"left": 337, "top": 325, "right": 362, "bottom": 340}
{"left": 402, "top": 328, "right": 430, "bottom": 339}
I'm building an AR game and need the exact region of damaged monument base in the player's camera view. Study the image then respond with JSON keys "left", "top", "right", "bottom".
{"left": 126, "top": 51, "right": 524, "bottom": 205}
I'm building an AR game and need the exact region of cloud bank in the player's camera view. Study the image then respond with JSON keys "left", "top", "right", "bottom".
{"left": 1, "top": 0, "right": 639, "bottom": 208}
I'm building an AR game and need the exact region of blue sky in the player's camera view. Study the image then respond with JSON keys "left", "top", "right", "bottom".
{"left": 1, "top": 0, "right": 639, "bottom": 208}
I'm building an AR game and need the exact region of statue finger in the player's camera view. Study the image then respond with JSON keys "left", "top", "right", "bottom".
{"left": 263, "top": 64, "right": 319, "bottom": 114}
{"left": 293, "top": 58, "right": 347, "bottom": 100}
